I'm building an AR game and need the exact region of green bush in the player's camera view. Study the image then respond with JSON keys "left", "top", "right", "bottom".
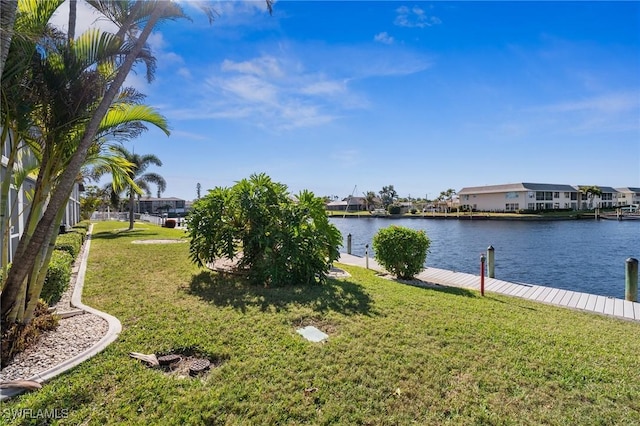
{"left": 41, "top": 249, "right": 73, "bottom": 304}
{"left": 72, "top": 221, "right": 90, "bottom": 231}
{"left": 388, "top": 204, "right": 401, "bottom": 215}
{"left": 68, "top": 227, "right": 87, "bottom": 243}
{"left": 372, "top": 225, "right": 430, "bottom": 279}
{"left": 187, "top": 173, "right": 342, "bottom": 286}
{"left": 55, "top": 232, "right": 83, "bottom": 258}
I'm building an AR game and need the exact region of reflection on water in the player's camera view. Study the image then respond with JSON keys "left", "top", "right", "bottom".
{"left": 331, "top": 217, "right": 640, "bottom": 298}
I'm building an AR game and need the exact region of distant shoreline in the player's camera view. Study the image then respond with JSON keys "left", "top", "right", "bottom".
{"left": 327, "top": 212, "right": 598, "bottom": 221}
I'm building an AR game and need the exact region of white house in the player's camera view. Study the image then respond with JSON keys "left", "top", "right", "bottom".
{"left": 458, "top": 183, "right": 580, "bottom": 212}
{"left": 615, "top": 187, "right": 640, "bottom": 207}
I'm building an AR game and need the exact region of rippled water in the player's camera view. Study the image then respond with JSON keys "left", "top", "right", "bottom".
{"left": 330, "top": 217, "right": 640, "bottom": 298}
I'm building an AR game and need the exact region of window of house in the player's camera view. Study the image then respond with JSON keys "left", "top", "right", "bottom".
{"left": 553, "top": 192, "right": 560, "bottom": 198}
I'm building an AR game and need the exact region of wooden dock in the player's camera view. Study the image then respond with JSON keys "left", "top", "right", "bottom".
{"left": 338, "top": 253, "right": 640, "bottom": 322}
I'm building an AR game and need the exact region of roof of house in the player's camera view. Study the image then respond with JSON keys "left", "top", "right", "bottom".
{"left": 139, "top": 197, "right": 185, "bottom": 202}
{"left": 458, "top": 182, "right": 577, "bottom": 195}
{"left": 615, "top": 187, "right": 640, "bottom": 193}
{"left": 576, "top": 185, "right": 618, "bottom": 193}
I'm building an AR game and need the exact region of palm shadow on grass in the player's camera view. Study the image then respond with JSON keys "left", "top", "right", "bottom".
{"left": 187, "top": 271, "right": 376, "bottom": 316}
{"left": 386, "top": 275, "right": 477, "bottom": 298}
{"left": 91, "top": 229, "right": 157, "bottom": 240}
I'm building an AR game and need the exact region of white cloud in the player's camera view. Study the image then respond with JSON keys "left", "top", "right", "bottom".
{"left": 539, "top": 92, "right": 638, "bottom": 115}
{"left": 374, "top": 32, "right": 395, "bottom": 45}
{"left": 394, "top": 5, "right": 442, "bottom": 28}
{"left": 49, "top": 0, "right": 119, "bottom": 36}
{"left": 177, "top": 68, "right": 192, "bottom": 79}
{"left": 299, "top": 80, "right": 347, "bottom": 96}
{"left": 221, "top": 56, "right": 283, "bottom": 78}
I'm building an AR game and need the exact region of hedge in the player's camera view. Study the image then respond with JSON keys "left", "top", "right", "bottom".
{"left": 41, "top": 249, "right": 73, "bottom": 305}
{"left": 55, "top": 232, "right": 83, "bottom": 258}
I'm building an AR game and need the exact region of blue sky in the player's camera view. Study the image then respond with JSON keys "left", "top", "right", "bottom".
{"left": 52, "top": 1, "right": 640, "bottom": 201}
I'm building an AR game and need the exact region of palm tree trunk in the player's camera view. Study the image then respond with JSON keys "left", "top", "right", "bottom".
{"left": 129, "top": 188, "right": 135, "bottom": 230}
{"left": 1, "top": 1, "right": 170, "bottom": 324}
{"left": 68, "top": 0, "right": 77, "bottom": 41}
{"left": 0, "top": 0, "right": 18, "bottom": 77}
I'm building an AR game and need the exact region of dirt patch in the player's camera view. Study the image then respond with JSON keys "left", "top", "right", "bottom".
{"left": 291, "top": 315, "right": 338, "bottom": 335}
{"left": 131, "top": 239, "right": 187, "bottom": 244}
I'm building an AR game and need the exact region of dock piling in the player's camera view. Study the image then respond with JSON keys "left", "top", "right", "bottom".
{"left": 347, "top": 233, "right": 352, "bottom": 255}
{"left": 487, "top": 245, "right": 495, "bottom": 278}
{"left": 480, "top": 253, "right": 486, "bottom": 296}
{"left": 625, "top": 258, "right": 638, "bottom": 302}
{"left": 365, "top": 244, "right": 369, "bottom": 269}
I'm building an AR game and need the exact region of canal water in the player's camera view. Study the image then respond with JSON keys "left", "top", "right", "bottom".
{"left": 330, "top": 217, "right": 640, "bottom": 298}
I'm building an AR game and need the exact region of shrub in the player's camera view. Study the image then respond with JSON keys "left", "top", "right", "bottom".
{"left": 165, "top": 219, "right": 177, "bottom": 228}
{"left": 372, "top": 225, "right": 430, "bottom": 279}
{"left": 187, "top": 173, "right": 342, "bottom": 286}
{"left": 387, "top": 204, "right": 401, "bottom": 215}
{"left": 69, "top": 227, "right": 88, "bottom": 243}
{"left": 55, "top": 232, "right": 83, "bottom": 258}
{"left": 410, "top": 208, "right": 418, "bottom": 214}
{"left": 72, "top": 221, "right": 90, "bottom": 231}
{"left": 41, "top": 249, "right": 73, "bottom": 304}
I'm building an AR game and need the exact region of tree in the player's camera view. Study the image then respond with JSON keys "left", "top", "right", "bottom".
{"left": 363, "top": 191, "right": 377, "bottom": 211}
{"left": 1, "top": 0, "right": 225, "bottom": 326}
{"left": 108, "top": 146, "right": 166, "bottom": 230}
{"left": 187, "top": 173, "right": 342, "bottom": 286}
{"left": 379, "top": 185, "right": 398, "bottom": 208}
{"left": 579, "top": 185, "right": 602, "bottom": 210}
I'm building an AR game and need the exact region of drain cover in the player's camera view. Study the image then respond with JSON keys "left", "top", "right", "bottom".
{"left": 296, "top": 326, "right": 329, "bottom": 342}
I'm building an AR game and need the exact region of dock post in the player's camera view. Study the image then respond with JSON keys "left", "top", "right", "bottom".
{"left": 365, "top": 244, "right": 369, "bottom": 269}
{"left": 480, "top": 253, "right": 486, "bottom": 296}
{"left": 626, "top": 258, "right": 638, "bottom": 302}
{"left": 347, "top": 233, "right": 352, "bottom": 255}
{"left": 487, "top": 245, "right": 495, "bottom": 278}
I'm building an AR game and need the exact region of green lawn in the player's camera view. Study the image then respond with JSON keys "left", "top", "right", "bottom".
{"left": 2, "top": 221, "right": 640, "bottom": 425}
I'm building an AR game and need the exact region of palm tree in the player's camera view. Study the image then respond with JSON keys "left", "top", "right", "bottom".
{"left": 578, "top": 185, "right": 602, "bottom": 210}
{"left": 1, "top": 0, "right": 274, "bottom": 327}
{"left": 110, "top": 146, "right": 167, "bottom": 230}
{"left": 363, "top": 191, "right": 377, "bottom": 211}
{"left": 1, "top": 1, "right": 173, "bottom": 325}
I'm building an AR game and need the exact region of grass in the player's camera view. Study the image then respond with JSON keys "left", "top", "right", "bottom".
{"left": 2, "top": 221, "right": 640, "bottom": 425}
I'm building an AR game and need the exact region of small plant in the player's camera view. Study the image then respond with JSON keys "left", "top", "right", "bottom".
{"left": 165, "top": 219, "right": 177, "bottom": 228}
{"left": 372, "top": 225, "right": 430, "bottom": 279}
{"left": 41, "top": 250, "right": 73, "bottom": 304}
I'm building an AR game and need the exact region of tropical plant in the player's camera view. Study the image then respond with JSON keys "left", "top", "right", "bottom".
{"left": 187, "top": 173, "right": 342, "bottom": 286}
{"left": 379, "top": 185, "right": 398, "bottom": 208}
{"left": 364, "top": 191, "right": 377, "bottom": 211}
{"left": 100, "top": 145, "right": 166, "bottom": 230}
{"left": 373, "top": 225, "right": 430, "bottom": 280}
{"left": 578, "top": 185, "right": 602, "bottom": 210}
{"left": 0, "top": 0, "right": 187, "bottom": 327}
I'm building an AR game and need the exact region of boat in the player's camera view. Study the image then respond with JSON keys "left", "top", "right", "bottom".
{"left": 370, "top": 208, "right": 389, "bottom": 217}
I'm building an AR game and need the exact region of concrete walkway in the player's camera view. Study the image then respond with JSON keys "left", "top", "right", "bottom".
{"left": 338, "top": 253, "right": 640, "bottom": 322}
